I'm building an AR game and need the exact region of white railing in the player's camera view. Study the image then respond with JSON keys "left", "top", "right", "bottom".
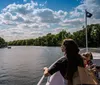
{"left": 37, "top": 56, "right": 64, "bottom": 85}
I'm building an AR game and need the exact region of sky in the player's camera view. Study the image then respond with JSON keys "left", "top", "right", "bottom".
{"left": 0, "top": 0, "right": 100, "bottom": 41}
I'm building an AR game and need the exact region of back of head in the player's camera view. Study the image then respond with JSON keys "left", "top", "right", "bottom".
{"left": 62, "top": 38, "right": 79, "bottom": 55}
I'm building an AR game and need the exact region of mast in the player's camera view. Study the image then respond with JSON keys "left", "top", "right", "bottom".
{"left": 85, "top": 9, "right": 88, "bottom": 52}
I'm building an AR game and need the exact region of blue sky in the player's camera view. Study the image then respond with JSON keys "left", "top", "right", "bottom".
{"left": 0, "top": 0, "right": 80, "bottom": 11}
{"left": 0, "top": 0, "right": 100, "bottom": 41}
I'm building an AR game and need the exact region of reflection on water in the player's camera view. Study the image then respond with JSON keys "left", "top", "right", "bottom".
{"left": 0, "top": 46, "right": 100, "bottom": 85}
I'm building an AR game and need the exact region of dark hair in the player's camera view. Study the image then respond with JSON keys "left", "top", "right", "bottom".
{"left": 62, "top": 39, "right": 84, "bottom": 80}
{"left": 62, "top": 39, "right": 79, "bottom": 55}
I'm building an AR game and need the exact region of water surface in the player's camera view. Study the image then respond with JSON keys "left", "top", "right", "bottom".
{"left": 0, "top": 46, "right": 100, "bottom": 85}
{"left": 0, "top": 46, "right": 63, "bottom": 85}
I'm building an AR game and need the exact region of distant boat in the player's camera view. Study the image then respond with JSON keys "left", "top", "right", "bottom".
{"left": 7, "top": 46, "right": 11, "bottom": 49}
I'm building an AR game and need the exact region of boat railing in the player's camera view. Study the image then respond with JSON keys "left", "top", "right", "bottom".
{"left": 37, "top": 56, "right": 65, "bottom": 85}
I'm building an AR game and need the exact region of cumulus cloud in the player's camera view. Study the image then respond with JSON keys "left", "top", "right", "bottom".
{"left": 0, "top": 1, "right": 67, "bottom": 25}
{"left": 32, "top": 8, "right": 67, "bottom": 23}
{"left": 70, "top": 0, "right": 100, "bottom": 19}
{"left": 70, "top": 10, "right": 83, "bottom": 18}
{"left": 31, "top": 31, "right": 43, "bottom": 35}
{"left": 0, "top": 1, "right": 68, "bottom": 41}
{"left": 67, "top": 0, "right": 100, "bottom": 33}
{"left": 11, "top": 31, "right": 24, "bottom": 35}
{"left": 67, "top": 27, "right": 83, "bottom": 33}
{"left": 0, "top": 0, "right": 99, "bottom": 41}
{"left": 63, "top": 18, "right": 84, "bottom": 25}
{"left": 59, "top": 18, "right": 84, "bottom": 30}
{"left": 52, "top": 27, "right": 66, "bottom": 34}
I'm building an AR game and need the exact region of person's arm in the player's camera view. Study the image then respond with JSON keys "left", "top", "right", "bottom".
{"left": 43, "top": 57, "right": 65, "bottom": 77}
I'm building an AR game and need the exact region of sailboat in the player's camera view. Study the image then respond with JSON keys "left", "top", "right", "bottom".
{"left": 37, "top": 10, "right": 100, "bottom": 85}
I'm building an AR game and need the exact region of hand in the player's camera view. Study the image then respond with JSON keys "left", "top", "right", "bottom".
{"left": 90, "top": 64, "right": 96, "bottom": 69}
{"left": 91, "top": 67, "right": 96, "bottom": 72}
{"left": 43, "top": 67, "right": 50, "bottom": 77}
{"left": 43, "top": 67, "right": 48, "bottom": 71}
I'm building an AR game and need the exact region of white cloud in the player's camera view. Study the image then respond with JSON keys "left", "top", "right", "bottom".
{"left": 31, "top": 31, "right": 43, "bottom": 35}
{"left": 67, "top": 27, "right": 83, "bottom": 33}
{"left": 70, "top": 0, "right": 100, "bottom": 19}
{"left": 60, "top": 18, "right": 84, "bottom": 29}
{"left": 0, "top": 1, "right": 68, "bottom": 41}
{"left": 52, "top": 27, "right": 66, "bottom": 34}
{"left": 0, "top": 1, "right": 67, "bottom": 25}
{"left": 32, "top": 8, "right": 67, "bottom": 23}
{"left": 63, "top": 18, "right": 83, "bottom": 24}
{"left": 2, "top": 2, "right": 38, "bottom": 15}
{"left": 1, "top": 0, "right": 100, "bottom": 41}
{"left": 67, "top": 0, "right": 100, "bottom": 33}
{"left": 70, "top": 10, "right": 83, "bottom": 18}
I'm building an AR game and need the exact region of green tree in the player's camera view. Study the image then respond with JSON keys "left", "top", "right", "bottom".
{"left": 0, "top": 37, "right": 7, "bottom": 48}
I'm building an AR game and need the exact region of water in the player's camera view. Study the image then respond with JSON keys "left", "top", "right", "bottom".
{"left": 0, "top": 46, "right": 63, "bottom": 85}
{"left": 0, "top": 46, "right": 100, "bottom": 85}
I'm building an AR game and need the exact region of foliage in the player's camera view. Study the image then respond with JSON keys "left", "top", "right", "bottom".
{"left": 0, "top": 37, "right": 7, "bottom": 48}
{"left": 7, "top": 24, "right": 100, "bottom": 47}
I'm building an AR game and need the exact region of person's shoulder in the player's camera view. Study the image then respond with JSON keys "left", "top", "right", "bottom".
{"left": 58, "top": 56, "right": 67, "bottom": 63}
{"left": 78, "top": 54, "right": 84, "bottom": 59}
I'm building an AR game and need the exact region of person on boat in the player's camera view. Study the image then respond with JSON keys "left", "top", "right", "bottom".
{"left": 82, "top": 52, "right": 100, "bottom": 83}
{"left": 43, "top": 38, "right": 85, "bottom": 85}
{"left": 82, "top": 52, "right": 93, "bottom": 67}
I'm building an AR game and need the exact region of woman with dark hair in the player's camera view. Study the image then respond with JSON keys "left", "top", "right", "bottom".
{"left": 62, "top": 39, "right": 85, "bottom": 85}
{"left": 43, "top": 39, "right": 84, "bottom": 85}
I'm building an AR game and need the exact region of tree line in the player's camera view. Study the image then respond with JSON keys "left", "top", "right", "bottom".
{"left": 5, "top": 24, "right": 100, "bottom": 47}
{"left": 0, "top": 37, "right": 7, "bottom": 48}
